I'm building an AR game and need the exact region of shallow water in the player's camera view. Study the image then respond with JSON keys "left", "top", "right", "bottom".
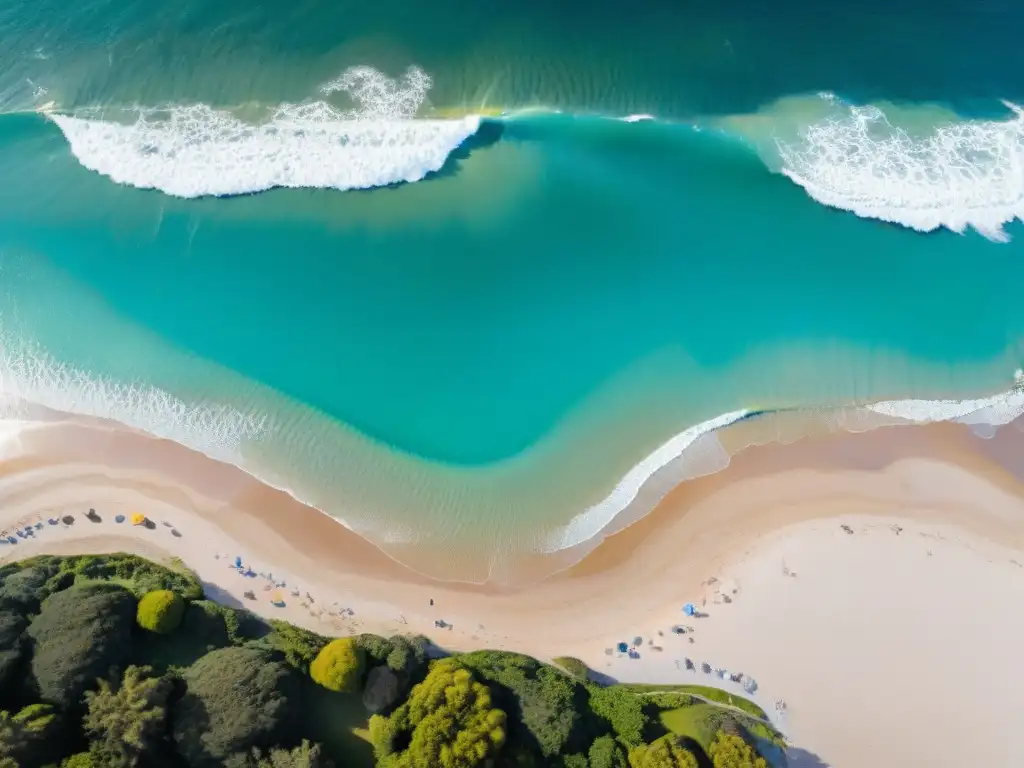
{"left": 0, "top": 0, "right": 1022, "bottom": 579}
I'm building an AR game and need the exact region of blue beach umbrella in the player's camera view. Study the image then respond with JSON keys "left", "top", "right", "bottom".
{"left": 617, "top": 642, "right": 628, "bottom": 653}
{"left": 683, "top": 603, "right": 696, "bottom": 617}
{"left": 114, "top": 515, "right": 125, "bottom": 524}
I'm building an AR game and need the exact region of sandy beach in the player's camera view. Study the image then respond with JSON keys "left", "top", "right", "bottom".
{"left": 2, "top": 414, "right": 1024, "bottom": 767}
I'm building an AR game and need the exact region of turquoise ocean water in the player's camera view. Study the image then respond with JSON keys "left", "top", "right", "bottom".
{"left": 0, "top": 0, "right": 1022, "bottom": 580}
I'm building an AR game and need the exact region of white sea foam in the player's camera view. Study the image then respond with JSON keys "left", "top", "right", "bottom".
{"left": 0, "top": 338, "right": 263, "bottom": 464}
{"left": 868, "top": 370, "right": 1024, "bottom": 427}
{"left": 48, "top": 66, "right": 481, "bottom": 198}
{"left": 776, "top": 99, "right": 1024, "bottom": 242}
{"left": 544, "top": 410, "right": 749, "bottom": 551}
{"left": 547, "top": 372, "right": 1024, "bottom": 553}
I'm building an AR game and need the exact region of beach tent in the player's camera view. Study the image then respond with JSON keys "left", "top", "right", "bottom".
{"left": 617, "top": 642, "right": 628, "bottom": 653}
{"left": 235, "top": 556, "right": 243, "bottom": 569}
{"left": 271, "top": 592, "right": 285, "bottom": 607}
{"left": 683, "top": 603, "right": 696, "bottom": 616}
{"left": 131, "top": 513, "right": 147, "bottom": 526}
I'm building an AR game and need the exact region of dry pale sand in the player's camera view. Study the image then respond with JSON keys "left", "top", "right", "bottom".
{"left": 2, "top": 415, "right": 1024, "bottom": 767}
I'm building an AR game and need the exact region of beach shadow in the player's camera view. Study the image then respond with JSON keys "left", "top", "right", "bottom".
{"left": 200, "top": 581, "right": 246, "bottom": 610}
{"left": 786, "top": 747, "right": 831, "bottom": 768}
{"left": 587, "top": 670, "right": 619, "bottom": 687}
{"left": 171, "top": 529, "right": 182, "bottom": 538}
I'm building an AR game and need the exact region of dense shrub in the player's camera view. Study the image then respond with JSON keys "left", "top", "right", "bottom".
{"left": 58, "top": 554, "right": 203, "bottom": 600}
{"left": 136, "top": 590, "right": 186, "bottom": 634}
{"left": 0, "top": 703, "right": 62, "bottom": 766}
{"left": 229, "top": 739, "right": 334, "bottom": 768}
{"left": 178, "top": 600, "right": 231, "bottom": 649}
{"left": 456, "top": 650, "right": 591, "bottom": 759}
{"left": 552, "top": 657, "right": 591, "bottom": 682}
{"left": 0, "top": 613, "right": 27, "bottom": 692}
{"left": 589, "top": 734, "right": 628, "bottom": 768}
{"left": 26, "top": 582, "right": 136, "bottom": 708}
{"left": 369, "top": 658, "right": 506, "bottom": 768}
{"left": 172, "top": 647, "right": 298, "bottom": 766}
{"left": 267, "top": 621, "right": 329, "bottom": 674}
{"left": 0, "top": 565, "right": 59, "bottom": 613}
{"left": 385, "top": 635, "right": 430, "bottom": 678}
{"left": 355, "top": 633, "right": 394, "bottom": 665}
{"left": 310, "top": 638, "right": 363, "bottom": 693}
{"left": 215, "top": 605, "right": 271, "bottom": 645}
{"left": 587, "top": 685, "right": 650, "bottom": 748}
{"left": 629, "top": 735, "right": 699, "bottom": 768}
{"left": 706, "top": 732, "right": 768, "bottom": 768}
{"left": 60, "top": 754, "right": 94, "bottom": 768}
{"left": 83, "top": 665, "right": 172, "bottom": 767}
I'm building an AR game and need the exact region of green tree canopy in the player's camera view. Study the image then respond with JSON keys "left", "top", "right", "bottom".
{"left": 385, "top": 635, "right": 429, "bottom": 678}
{"left": 589, "top": 734, "right": 628, "bottom": 768}
{"left": 309, "top": 638, "right": 363, "bottom": 693}
{"left": 0, "top": 565, "right": 58, "bottom": 613}
{"left": 628, "top": 735, "right": 699, "bottom": 768}
{"left": 587, "top": 686, "right": 649, "bottom": 748}
{"left": 136, "top": 590, "right": 185, "bottom": 635}
{"left": 83, "top": 665, "right": 172, "bottom": 767}
{"left": 60, "top": 754, "right": 94, "bottom": 768}
{"left": 369, "top": 658, "right": 506, "bottom": 768}
{"left": 455, "top": 651, "right": 589, "bottom": 758}
{"left": 0, "top": 710, "right": 26, "bottom": 767}
{"left": 26, "top": 582, "right": 136, "bottom": 708}
{"left": 0, "top": 703, "right": 62, "bottom": 767}
{"left": 266, "top": 621, "right": 329, "bottom": 674}
{"left": 0, "top": 613, "right": 28, "bottom": 693}
{"left": 706, "top": 732, "right": 767, "bottom": 768}
{"left": 172, "top": 647, "right": 298, "bottom": 767}
{"left": 229, "top": 740, "right": 334, "bottom": 768}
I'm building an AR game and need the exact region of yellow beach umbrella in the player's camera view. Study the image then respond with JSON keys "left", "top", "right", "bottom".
{"left": 131, "top": 513, "right": 147, "bottom": 526}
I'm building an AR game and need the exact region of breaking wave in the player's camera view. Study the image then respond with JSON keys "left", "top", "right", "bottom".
{"left": 544, "top": 371, "right": 1024, "bottom": 552}
{"left": 47, "top": 66, "right": 481, "bottom": 198}
{"left": 772, "top": 95, "right": 1024, "bottom": 242}
{"left": 0, "top": 335, "right": 264, "bottom": 464}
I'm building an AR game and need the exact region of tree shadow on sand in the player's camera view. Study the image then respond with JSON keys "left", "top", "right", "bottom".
{"left": 786, "top": 746, "right": 831, "bottom": 768}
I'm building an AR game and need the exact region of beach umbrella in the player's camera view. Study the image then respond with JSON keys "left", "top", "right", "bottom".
{"left": 131, "top": 513, "right": 147, "bottom": 526}
{"left": 617, "top": 642, "right": 628, "bottom": 653}
{"left": 683, "top": 603, "right": 696, "bottom": 617}
{"left": 114, "top": 515, "right": 125, "bottom": 524}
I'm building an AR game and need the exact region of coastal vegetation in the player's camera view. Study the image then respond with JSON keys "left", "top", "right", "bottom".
{"left": 0, "top": 553, "right": 784, "bottom": 767}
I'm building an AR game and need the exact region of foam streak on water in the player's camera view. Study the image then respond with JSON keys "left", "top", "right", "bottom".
{"left": 48, "top": 66, "right": 481, "bottom": 198}
{"left": 777, "top": 98, "right": 1024, "bottom": 242}
{"left": 0, "top": 336, "right": 263, "bottom": 463}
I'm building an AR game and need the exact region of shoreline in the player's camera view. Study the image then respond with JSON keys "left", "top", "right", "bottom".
{"left": 3, "top": 413, "right": 1024, "bottom": 764}
{"left": 1, "top": 368, "right": 1023, "bottom": 584}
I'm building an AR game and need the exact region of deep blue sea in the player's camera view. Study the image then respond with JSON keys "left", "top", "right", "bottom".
{"left": 0, "top": 0, "right": 1022, "bottom": 579}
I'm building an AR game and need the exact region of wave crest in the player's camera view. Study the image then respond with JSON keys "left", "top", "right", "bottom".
{"left": 48, "top": 66, "right": 481, "bottom": 198}
{"left": 775, "top": 96, "right": 1024, "bottom": 242}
